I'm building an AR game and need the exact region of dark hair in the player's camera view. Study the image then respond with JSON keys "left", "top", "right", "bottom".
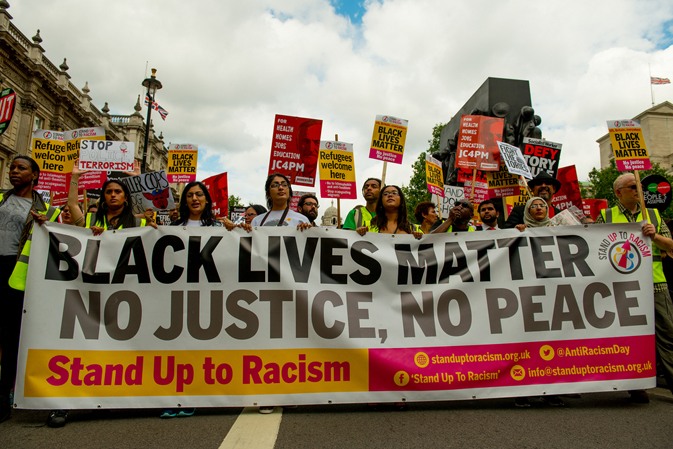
{"left": 297, "top": 193, "right": 319, "bottom": 211}
{"left": 264, "top": 173, "right": 293, "bottom": 209}
{"left": 247, "top": 204, "right": 268, "bottom": 215}
{"left": 373, "top": 185, "right": 412, "bottom": 234}
{"left": 94, "top": 180, "right": 136, "bottom": 229}
{"left": 12, "top": 155, "right": 40, "bottom": 184}
{"left": 414, "top": 201, "right": 436, "bottom": 224}
{"left": 478, "top": 199, "right": 498, "bottom": 212}
{"left": 87, "top": 203, "right": 98, "bottom": 213}
{"left": 362, "top": 177, "right": 382, "bottom": 194}
{"left": 173, "top": 181, "right": 216, "bottom": 226}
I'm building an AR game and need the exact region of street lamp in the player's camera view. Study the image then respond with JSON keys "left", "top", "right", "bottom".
{"left": 141, "top": 68, "right": 162, "bottom": 173}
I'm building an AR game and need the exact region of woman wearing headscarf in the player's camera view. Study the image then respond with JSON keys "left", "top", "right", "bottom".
{"left": 514, "top": 196, "right": 565, "bottom": 407}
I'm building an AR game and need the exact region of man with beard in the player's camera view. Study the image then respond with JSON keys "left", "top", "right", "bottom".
{"left": 477, "top": 199, "right": 500, "bottom": 230}
{"left": 504, "top": 172, "right": 561, "bottom": 228}
{"left": 431, "top": 200, "right": 476, "bottom": 233}
{"left": 297, "top": 193, "right": 319, "bottom": 226}
{"left": 343, "top": 178, "right": 382, "bottom": 230}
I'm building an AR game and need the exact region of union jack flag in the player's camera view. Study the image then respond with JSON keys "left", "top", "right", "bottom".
{"left": 651, "top": 77, "right": 671, "bottom": 85}
{"left": 144, "top": 94, "right": 169, "bottom": 120}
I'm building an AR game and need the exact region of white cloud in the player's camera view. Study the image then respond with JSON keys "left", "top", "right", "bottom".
{"left": 8, "top": 0, "right": 673, "bottom": 212}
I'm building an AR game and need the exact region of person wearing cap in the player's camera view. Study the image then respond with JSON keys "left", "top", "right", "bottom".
{"left": 504, "top": 172, "right": 561, "bottom": 228}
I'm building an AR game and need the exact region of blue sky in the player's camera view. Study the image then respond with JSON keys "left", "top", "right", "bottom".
{"left": 331, "top": 0, "right": 367, "bottom": 24}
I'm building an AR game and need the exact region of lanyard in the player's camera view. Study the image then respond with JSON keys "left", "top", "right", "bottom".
{"left": 260, "top": 207, "right": 289, "bottom": 227}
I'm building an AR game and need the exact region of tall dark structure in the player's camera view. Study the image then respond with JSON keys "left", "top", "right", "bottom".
{"left": 434, "top": 77, "right": 542, "bottom": 185}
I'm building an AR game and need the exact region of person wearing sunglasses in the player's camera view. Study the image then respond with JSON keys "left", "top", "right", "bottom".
{"left": 431, "top": 199, "right": 476, "bottom": 233}
{"left": 595, "top": 173, "right": 673, "bottom": 404}
{"left": 504, "top": 172, "right": 561, "bottom": 228}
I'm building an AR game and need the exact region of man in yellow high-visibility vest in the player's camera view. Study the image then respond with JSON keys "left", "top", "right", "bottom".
{"left": 596, "top": 173, "right": 673, "bottom": 402}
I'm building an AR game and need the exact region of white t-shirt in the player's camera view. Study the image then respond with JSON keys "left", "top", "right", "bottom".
{"left": 251, "top": 209, "right": 309, "bottom": 227}
{"left": 185, "top": 219, "right": 202, "bottom": 227}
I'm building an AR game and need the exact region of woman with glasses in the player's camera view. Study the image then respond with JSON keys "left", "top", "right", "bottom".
{"left": 513, "top": 196, "right": 566, "bottom": 407}
{"left": 515, "top": 197, "right": 550, "bottom": 232}
{"left": 244, "top": 204, "right": 267, "bottom": 226}
{"left": 356, "top": 185, "right": 422, "bottom": 238}
{"left": 243, "top": 173, "right": 310, "bottom": 230}
{"left": 171, "top": 181, "right": 222, "bottom": 228}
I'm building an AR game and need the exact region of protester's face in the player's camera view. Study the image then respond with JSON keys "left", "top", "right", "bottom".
{"left": 529, "top": 199, "right": 548, "bottom": 221}
{"left": 616, "top": 175, "right": 639, "bottom": 205}
{"left": 363, "top": 180, "right": 381, "bottom": 202}
{"left": 381, "top": 187, "right": 401, "bottom": 209}
{"left": 269, "top": 176, "right": 289, "bottom": 203}
{"left": 532, "top": 181, "right": 555, "bottom": 202}
{"left": 300, "top": 198, "right": 319, "bottom": 221}
{"left": 169, "top": 208, "right": 178, "bottom": 221}
{"left": 88, "top": 206, "right": 98, "bottom": 214}
{"left": 104, "top": 182, "right": 126, "bottom": 210}
{"left": 423, "top": 207, "right": 438, "bottom": 224}
{"left": 186, "top": 185, "right": 207, "bottom": 217}
{"left": 245, "top": 207, "right": 258, "bottom": 225}
{"left": 9, "top": 159, "right": 37, "bottom": 187}
{"left": 453, "top": 200, "right": 474, "bottom": 222}
{"left": 479, "top": 203, "right": 498, "bottom": 224}
{"left": 61, "top": 206, "right": 72, "bottom": 224}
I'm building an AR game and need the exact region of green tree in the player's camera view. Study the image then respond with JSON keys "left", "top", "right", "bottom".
{"left": 584, "top": 160, "right": 673, "bottom": 218}
{"left": 401, "top": 122, "right": 446, "bottom": 223}
{"left": 228, "top": 194, "right": 243, "bottom": 208}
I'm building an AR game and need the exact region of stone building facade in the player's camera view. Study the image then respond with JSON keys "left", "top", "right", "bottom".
{"left": 597, "top": 101, "right": 673, "bottom": 171}
{"left": 0, "top": 2, "right": 168, "bottom": 189}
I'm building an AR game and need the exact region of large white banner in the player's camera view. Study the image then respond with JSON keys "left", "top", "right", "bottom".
{"left": 16, "top": 222, "right": 656, "bottom": 409}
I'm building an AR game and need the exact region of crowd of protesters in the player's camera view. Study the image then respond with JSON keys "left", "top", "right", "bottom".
{"left": 1, "top": 155, "right": 673, "bottom": 427}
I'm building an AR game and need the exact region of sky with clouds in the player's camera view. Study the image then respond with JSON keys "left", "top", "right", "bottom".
{"left": 7, "top": 0, "right": 673, "bottom": 214}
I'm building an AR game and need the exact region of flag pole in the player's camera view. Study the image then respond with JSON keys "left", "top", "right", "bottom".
{"left": 649, "top": 63, "right": 655, "bottom": 106}
{"left": 335, "top": 134, "right": 341, "bottom": 227}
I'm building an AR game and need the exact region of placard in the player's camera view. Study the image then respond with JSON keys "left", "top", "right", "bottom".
{"left": 79, "top": 140, "right": 135, "bottom": 172}
{"left": 607, "top": 120, "right": 651, "bottom": 171}
{"left": 432, "top": 185, "right": 465, "bottom": 218}
{"left": 425, "top": 154, "right": 444, "bottom": 197}
{"left": 167, "top": 144, "right": 198, "bottom": 183}
{"left": 201, "top": 172, "right": 228, "bottom": 218}
{"left": 268, "top": 115, "right": 322, "bottom": 186}
{"left": 486, "top": 162, "right": 521, "bottom": 198}
{"left": 455, "top": 115, "right": 503, "bottom": 171}
{"left": 551, "top": 166, "right": 582, "bottom": 211}
{"left": 369, "top": 115, "right": 408, "bottom": 164}
{"left": 521, "top": 137, "right": 562, "bottom": 178}
{"left": 0, "top": 87, "right": 17, "bottom": 137}
{"left": 497, "top": 141, "right": 532, "bottom": 179}
{"left": 119, "top": 170, "right": 175, "bottom": 213}
{"left": 319, "top": 141, "right": 356, "bottom": 199}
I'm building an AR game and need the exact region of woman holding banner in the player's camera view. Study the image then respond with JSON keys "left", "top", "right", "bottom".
{"left": 356, "top": 185, "right": 423, "bottom": 238}
{"left": 171, "top": 181, "right": 223, "bottom": 228}
{"left": 68, "top": 160, "right": 156, "bottom": 234}
{"left": 514, "top": 196, "right": 565, "bottom": 407}
{"left": 0, "top": 156, "right": 61, "bottom": 424}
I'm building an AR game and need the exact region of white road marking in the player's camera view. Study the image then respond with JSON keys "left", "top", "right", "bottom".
{"left": 218, "top": 407, "right": 283, "bottom": 449}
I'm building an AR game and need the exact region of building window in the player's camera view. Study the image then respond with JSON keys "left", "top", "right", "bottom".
{"left": 32, "top": 115, "right": 44, "bottom": 132}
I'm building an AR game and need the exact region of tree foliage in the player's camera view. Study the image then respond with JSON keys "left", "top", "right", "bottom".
{"left": 584, "top": 160, "right": 673, "bottom": 218}
{"left": 228, "top": 194, "right": 243, "bottom": 208}
{"left": 401, "top": 122, "right": 446, "bottom": 223}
